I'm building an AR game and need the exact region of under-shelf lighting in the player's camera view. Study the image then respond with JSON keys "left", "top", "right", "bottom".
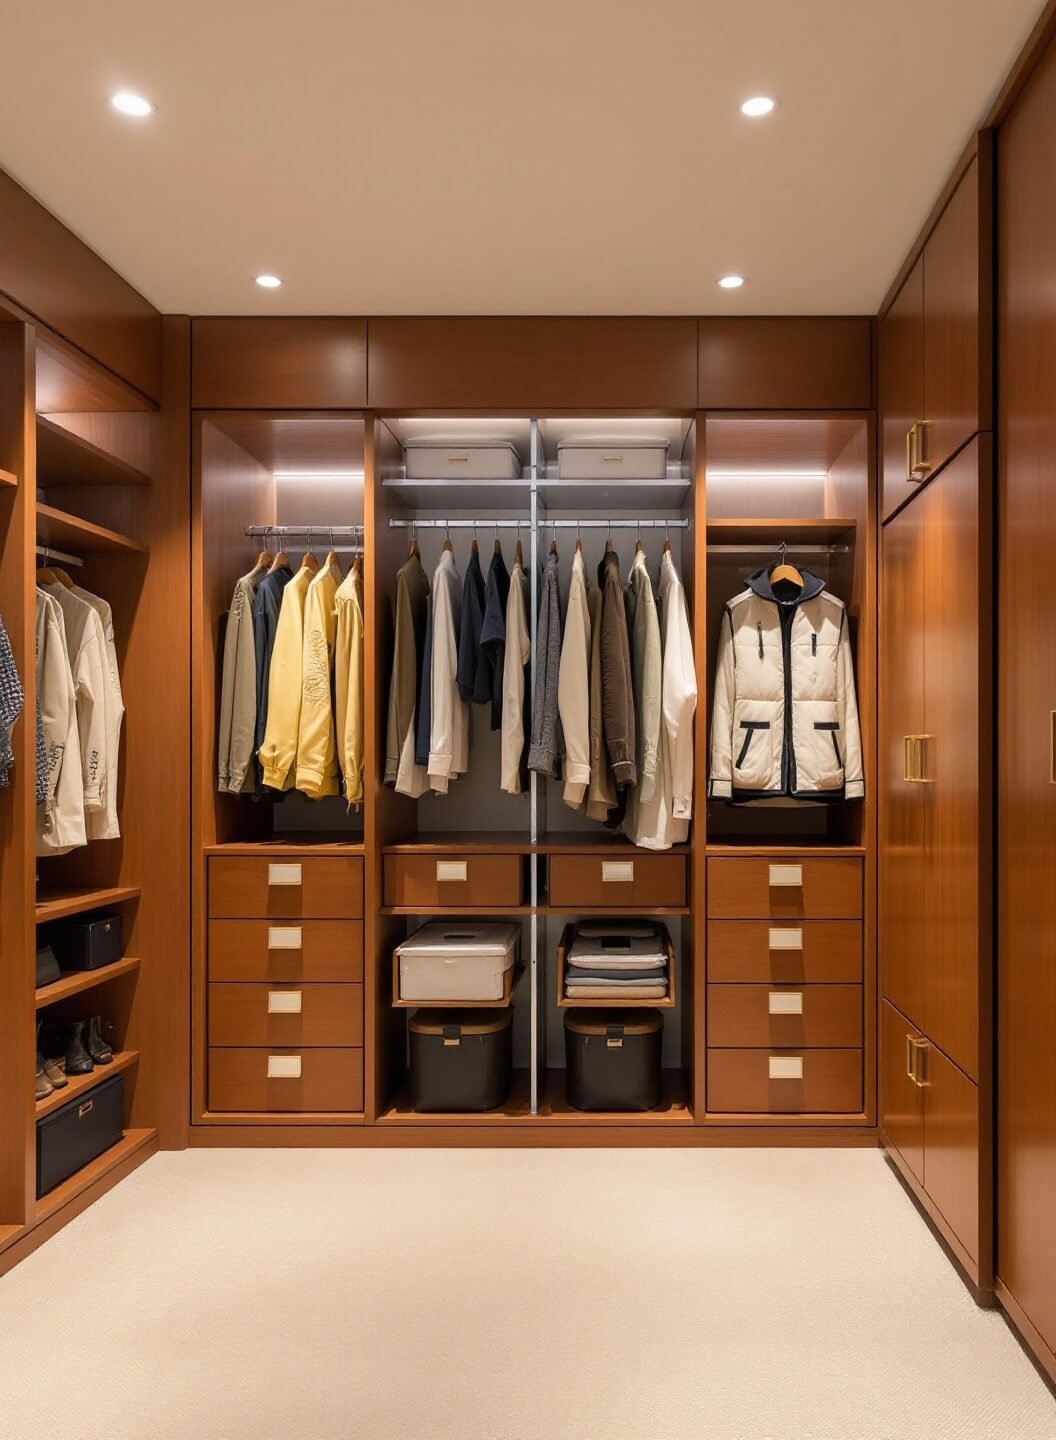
{"left": 111, "top": 92, "right": 153, "bottom": 117}
{"left": 273, "top": 470, "right": 364, "bottom": 481}
{"left": 707, "top": 469, "right": 828, "bottom": 481}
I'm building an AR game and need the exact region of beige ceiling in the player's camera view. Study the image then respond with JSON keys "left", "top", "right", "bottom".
{"left": 0, "top": 0, "right": 1043, "bottom": 316}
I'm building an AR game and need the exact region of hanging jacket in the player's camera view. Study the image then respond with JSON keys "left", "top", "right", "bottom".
{"left": 384, "top": 552, "right": 430, "bottom": 798}
{"left": 295, "top": 558, "right": 342, "bottom": 798}
{"left": 586, "top": 582, "right": 617, "bottom": 822}
{"left": 456, "top": 547, "right": 487, "bottom": 705}
{"left": 35, "top": 589, "right": 85, "bottom": 854}
{"left": 252, "top": 565, "right": 293, "bottom": 791}
{"left": 709, "top": 566, "right": 864, "bottom": 802}
{"left": 414, "top": 589, "right": 433, "bottom": 769}
{"left": 599, "top": 547, "right": 636, "bottom": 788}
{"left": 0, "top": 611, "right": 23, "bottom": 788}
{"left": 528, "top": 551, "right": 563, "bottom": 778}
{"left": 34, "top": 697, "right": 47, "bottom": 806}
{"left": 429, "top": 548, "right": 469, "bottom": 793}
{"left": 624, "top": 548, "right": 661, "bottom": 804}
{"left": 43, "top": 583, "right": 107, "bottom": 816}
{"left": 259, "top": 564, "right": 313, "bottom": 792}
{"left": 557, "top": 548, "right": 591, "bottom": 808}
{"left": 73, "top": 586, "right": 125, "bottom": 840}
{"left": 500, "top": 558, "right": 530, "bottom": 795}
{"left": 217, "top": 569, "right": 260, "bottom": 795}
{"left": 334, "top": 565, "right": 365, "bottom": 808}
{"left": 479, "top": 547, "right": 511, "bottom": 729}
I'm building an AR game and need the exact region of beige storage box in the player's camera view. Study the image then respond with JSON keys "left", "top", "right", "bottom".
{"left": 557, "top": 438, "right": 669, "bottom": 480}
{"left": 396, "top": 921, "right": 519, "bottom": 1003}
{"left": 404, "top": 438, "right": 522, "bottom": 480}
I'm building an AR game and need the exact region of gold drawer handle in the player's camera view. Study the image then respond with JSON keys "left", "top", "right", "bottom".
{"left": 267, "top": 991, "right": 302, "bottom": 1015}
{"left": 268, "top": 863, "right": 302, "bottom": 887}
{"left": 768, "top": 1056, "right": 803, "bottom": 1080}
{"left": 267, "top": 1055, "right": 302, "bottom": 1079}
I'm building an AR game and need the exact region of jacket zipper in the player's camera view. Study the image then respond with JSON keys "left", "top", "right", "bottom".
{"left": 780, "top": 604, "right": 796, "bottom": 794}
{"left": 757, "top": 622, "right": 764, "bottom": 659}
{"left": 812, "top": 632, "right": 817, "bottom": 656}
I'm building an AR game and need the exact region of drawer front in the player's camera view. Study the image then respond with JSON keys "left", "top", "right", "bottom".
{"left": 209, "top": 857, "right": 364, "bottom": 919}
{"left": 707, "top": 857, "right": 862, "bottom": 920}
{"left": 707, "top": 984, "right": 862, "bottom": 1048}
{"left": 707, "top": 1048, "right": 862, "bottom": 1114}
{"left": 208, "top": 1047, "right": 364, "bottom": 1113}
{"left": 548, "top": 853, "right": 687, "bottom": 910}
{"left": 707, "top": 921, "right": 862, "bottom": 984}
{"left": 208, "top": 920, "right": 364, "bottom": 983}
{"left": 208, "top": 983, "right": 364, "bottom": 1048}
{"left": 383, "top": 852, "right": 523, "bottom": 909}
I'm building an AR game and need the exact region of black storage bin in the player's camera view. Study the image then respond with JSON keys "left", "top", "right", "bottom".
{"left": 36, "top": 1074, "right": 124, "bottom": 1198}
{"left": 564, "top": 1010, "right": 663, "bottom": 1112}
{"left": 409, "top": 1009, "right": 513, "bottom": 1113}
{"left": 47, "top": 913, "right": 122, "bottom": 972}
{"left": 35, "top": 943, "right": 61, "bottom": 988}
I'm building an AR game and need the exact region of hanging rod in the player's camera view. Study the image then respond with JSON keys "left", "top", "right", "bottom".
{"left": 36, "top": 544, "right": 84, "bottom": 568}
{"left": 706, "top": 543, "right": 848, "bottom": 556}
{"left": 244, "top": 524, "right": 364, "bottom": 537}
{"left": 387, "top": 517, "right": 690, "bottom": 531}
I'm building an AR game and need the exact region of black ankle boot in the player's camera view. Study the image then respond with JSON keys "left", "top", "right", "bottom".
{"left": 84, "top": 1016, "right": 113, "bottom": 1065}
{"left": 63, "top": 1021, "right": 94, "bottom": 1076}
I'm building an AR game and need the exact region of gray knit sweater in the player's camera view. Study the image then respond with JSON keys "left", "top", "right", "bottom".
{"left": 528, "top": 552, "right": 563, "bottom": 777}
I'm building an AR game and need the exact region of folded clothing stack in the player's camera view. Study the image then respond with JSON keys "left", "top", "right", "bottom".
{"left": 564, "top": 922, "right": 669, "bottom": 1000}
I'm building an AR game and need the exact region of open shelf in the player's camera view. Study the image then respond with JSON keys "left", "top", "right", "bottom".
{"left": 377, "top": 1068, "right": 534, "bottom": 1124}
{"left": 36, "top": 504, "right": 148, "bottom": 556}
{"left": 537, "top": 476, "right": 691, "bottom": 512}
{"left": 705, "top": 842, "right": 867, "bottom": 856}
{"left": 35, "top": 885, "right": 141, "bottom": 924}
{"left": 382, "top": 476, "right": 531, "bottom": 510}
{"left": 382, "top": 905, "right": 532, "bottom": 917}
{"left": 391, "top": 964, "right": 524, "bottom": 1010}
{"left": 0, "top": 467, "right": 16, "bottom": 489}
{"left": 203, "top": 837, "right": 365, "bottom": 856}
{"left": 706, "top": 517, "right": 857, "bottom": 545}
{"left": 34, "top": 1128, "right": 157, "bottom": 1224}
{"left": 35, "top": 1050, "right": 139, "bottom": 1118}
{"left": 540, "top": 1070, "right": 693, "bottom": 1123}
{"left": 383, "top": 832, "right": 532, "bottom": 854}
{"left": 35, "top": 956, "right": 140, "bottom": 1009}
{"left": 36, "top": 415, "right": 151, "bottom": 488}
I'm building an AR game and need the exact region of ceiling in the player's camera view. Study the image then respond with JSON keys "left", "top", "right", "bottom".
{"left": 0, "top": 0, "right": 1043, "bottom": 316}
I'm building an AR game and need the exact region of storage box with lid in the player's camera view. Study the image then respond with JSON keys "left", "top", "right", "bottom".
{"left": 556, "top": 437, "right": 670, "bottom": 480}
{"left": 409, "top": 1009, "right": 513, "bottom": 1112}
{"left": 36, "top": 1073, "right": 124, "bottom": 1197}
{"left": 404, "top": 438, "right": 522, "bottom": 480}
{"left": 564, "top": 1010, "right": 663, "bottom": 1112}
{"left": 395, "top": 921, "right": 519, "bottom": 1003}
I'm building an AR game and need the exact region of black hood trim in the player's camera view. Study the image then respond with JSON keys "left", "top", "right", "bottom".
{"left": 744, "top": 566, "right": 826, "bottom": 605}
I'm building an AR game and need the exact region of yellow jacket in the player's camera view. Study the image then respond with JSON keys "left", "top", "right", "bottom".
{"left": 259, "top": 564, "right": 313, "bottom": 791}
{"left": 334, "top": 565, "right": 365, "bottom": 808}
{"left": 295, "top": 559, "right": 342, "bottom": 798}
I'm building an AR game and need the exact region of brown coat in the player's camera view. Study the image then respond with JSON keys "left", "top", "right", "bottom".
{"left": 599, "top": 547, "right": 637, "bottom": 787}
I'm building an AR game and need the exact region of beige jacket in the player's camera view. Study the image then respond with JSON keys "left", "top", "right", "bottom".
{"left": 35, "top": 589, "right": 86, "bottom": 855}
{"left": 73, "top": 585, "right": 125, "bottom": 840}
{"left": 217, "top": 570, "right": 260, "bottom": 795}
{"left": 428, "top": 548, "right": 469, "bottom": 793}
{"left": 43, "top": 582, "right": 107, "bottom": 816}
{"left": 296, "top": 558, "right": 342, "bottom": 798}
{"left": 259, "top": 563, "right": 313, "bottom": 791}
{"left": 500, "top": 558, "right": 530, "bottom": 795}
{"left": 334, "top": 565, "right": 365, "bottom": 808}
{"left": 558, "top": 548, "right": 591, "bottom": 808}
{"left": 625, "top": 549, "right": 662, "bottom": 804}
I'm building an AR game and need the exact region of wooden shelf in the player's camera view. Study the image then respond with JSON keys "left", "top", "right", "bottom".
{"left": 36, "top": 885, "right": 141, "bottom": 923}
{"left": 36, "top": 504, "right": 148, "bottom": 555}
{"left": 0, "top": 468, "right": 16, "bottom": 489}
{"left": 381, "top": 905, "right": 533, "bottom": 917}
{"left": 540, "top": 1070, "right": 693, "bottom": 1124}
{"left": 705, "top": 843, "right": 866, "bottom": 856}
{"left": 377, "top": 1069, "right": 534, "bottom": 1124}
{"left": 539, "top": 905, "right": 691, "bottom": 917}
{"left": 35, "top": 1051, "right": 139, "bottom": 1118}
{"left": 36, "top": 415, "right": 151, "bottom": 488}
{"left": 391, "top": 964, "right": 524, "bottom": 1009}
{"left": 35, "top": 956, "right": 140, "bottom": 1009}
{"left": 706, "top": 517, "right": 857, "bottom": 546}
{"left": 204, "top": 838, "right": 365, "bottom": 855}
{"left": 34, "top": 1128, "right": 156, "bottom": 1224}
{"left": 384, "top": 832, "right": 532, "bottom": 854}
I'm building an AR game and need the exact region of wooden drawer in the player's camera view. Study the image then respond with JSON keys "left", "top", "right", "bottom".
{"left": 208, "top": 983, "right": 364, "bottom": 1048}
{"left": 208, "top": 920, "right": 364, "bottom": 982}
{"left": 707, "top": 1048, "right": 862, "bottom": 1114}
{"left": 707, "top": 857, "right": 862, "bottom": 920}
{"left": 548, "top": 852, "right": 687, "bottom": 910}
{"left": 208, "top": 1047, "right": 363, "bottom": 1113}
{"left": 707, "top": 984, "right": 862, "bottom": 1048}
{"left": 209, "top": 856, "right": 363, "bottom": 919}
{"left": 707, "top": 921, "right": 862, "bottom": 984}
{"left": 383, "top": 852, "right": 523, "bottom": 909}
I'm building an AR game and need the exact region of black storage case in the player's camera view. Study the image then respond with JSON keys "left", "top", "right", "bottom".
{"left": 409, "top": 1009, "right": 513, "bottom": 1112}
{"left": 564, "top": 1010, "right": 663, "bottom": 1112}
{"left": 36, "top": 1074, "right": 124, "bottom": 1198}
{"left": 47, "top": 912, "right": 122, "bottom": 972}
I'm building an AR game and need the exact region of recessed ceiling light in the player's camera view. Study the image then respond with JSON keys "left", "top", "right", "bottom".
{"left": 111, "top": 92, "right": 153, "bottom": 117}
{"left": 255, "top": 274, "right": 283, "bottom": 289}
{"left": 741, "top": 96, "right": 775, "bottom": 117}
{"left": 718, "top": 274, "right": 745, "bottom": 290}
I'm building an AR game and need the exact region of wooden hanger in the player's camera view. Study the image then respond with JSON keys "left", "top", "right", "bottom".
{"left": 514, "top": 538, "right": 523, "bottom": 565}
{"left": 268, "top": 530, "right": 289, "bottom": 574}
{"left": 574, "top": 536, "right": 582, "bottom": 555}
{"left": 493, "top": 535, "right": 503, "bottom": 556}
{"left": 549, "top": 533, "right": 558, "bottom": 555}
{"left": 770, "top": 541, "right": 804, "bottom": 589}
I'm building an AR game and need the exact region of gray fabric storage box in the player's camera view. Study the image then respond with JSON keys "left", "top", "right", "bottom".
{"left": 557, "top": 438, "right": 669, "bottom": 480}
{"left": 396, "top": 921, "right": 519, "bottom": 1002}
{"left": 404, "top": 439, "right": 522, "bottom": 480}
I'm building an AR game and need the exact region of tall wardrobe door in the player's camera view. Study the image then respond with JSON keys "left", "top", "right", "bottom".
{"left": 922, "top": 442, "right": 981, "bottom": 1080}
{"left": 881, "top": 1000, "right": 924, "bottom": 1183}
{"left": 998, "top": 40, "right": 1056, "bottom": 1359}
{"left": 879, "top": 498, "right": 926, "bottom": 1027}
{"left": 880, "top": 257, "right": 925, "bottom": 521}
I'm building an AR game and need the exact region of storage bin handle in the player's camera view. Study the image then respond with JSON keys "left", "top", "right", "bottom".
{"left": 442, "top": 1024, "right": 462, "bottom": 1048}
{"left": 436, "top": 860, "right": 468, "bottom": 883}
{"left": 602, "top": 860, "right": 634, "bottom": 883}
{"left": 768, "top": 864, "right": 802, "bottom": 888}
{"left": 268, "top": 863, "right": 302, "bottom": 887}
{"left": 267, "top": 1055, "right": 302, "bottom": 1078}
{"left": 606, "top": 1023, "right": 625, "bottom": 1049}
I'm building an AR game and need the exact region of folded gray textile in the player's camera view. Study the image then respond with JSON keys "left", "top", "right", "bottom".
{"left": 564, "top": 965, "right": 668, "bottom": 982}
{"left": 568, "top": 935, "right": 667, "bottom": 966}
{"left": 565, "top": 973, "right": 669, "bottom": 988}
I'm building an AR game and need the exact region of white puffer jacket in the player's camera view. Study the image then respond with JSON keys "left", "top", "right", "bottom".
{"left": 709, "top": 568, "right": 864, "bottom": 802}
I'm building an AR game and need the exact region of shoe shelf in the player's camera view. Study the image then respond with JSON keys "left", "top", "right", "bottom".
{"left": 35, "top": 1050, "right": 139, "bottom": 1119}
{"left": 35, "top": 504, "right": 148, "bottom": 556}
{"left": 540, "top": 1070, "right": 693, "bottom": 1124}
{"left": 35, "top": 885, "right": 141, "bottom": 924}
{"left": 377, "top": 1069, "right": 534, "bottom": 1125}
{"left": 35, "top": 956, "right": 140, "bottom": 1009}
{"left": 34, "top": 1127, "right": 157, "bottom": 1225}
{"left": 0, "top": 467, "right": 16, "bottom": 488}
{"left": 36, "top": 415, "right": 151, "bottom": 488}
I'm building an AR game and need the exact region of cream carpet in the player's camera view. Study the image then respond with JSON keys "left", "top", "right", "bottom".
{"left": 0, "top": 1148, "right": 1051, "bottom": 1440}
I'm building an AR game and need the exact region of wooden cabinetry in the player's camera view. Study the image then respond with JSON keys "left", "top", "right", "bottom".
{"left": 879, "top": 150, "right": 992, "bottom": 520}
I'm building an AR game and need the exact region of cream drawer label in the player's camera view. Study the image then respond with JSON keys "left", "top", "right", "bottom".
{"left": 267, "top": 1055, "right": 302, "bottom": 1079}
{"left": 268, "top": 991, "right": 303, "bottom": 1014}
{"left": 602, "top": 860, "right": 634, "bottom": 883}
{"left": 268, "top": 863, "right": 302, "bottom": 887}
{"left": 768, "top": 927, "right": 803, "bottom": 951}
{"left": 268, "top": 926, "right": 302, "bottom": 950}
{"left": 768, "top": 1056, "right": 804, "bottom": 1080}
{"left": 435, "top": 860, "right": 468, "bottom": 883}
{"left": 769, "top": 863, "right": 803, "bottom": 887}
{"left": 768, "top": 992, "right": 804, "bottom": 1016}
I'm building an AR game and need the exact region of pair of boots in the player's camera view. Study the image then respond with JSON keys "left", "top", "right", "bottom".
{"left": 35, "top": 1018, "right": 113, "bottom": 1101}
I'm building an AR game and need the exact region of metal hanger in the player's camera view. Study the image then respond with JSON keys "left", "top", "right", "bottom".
{"left": 409, "top": 518, "right": 420, "bottom": 559}
{"left": 514, "top": 518, "right": 523, "bottom": 567}
{"left": 442, "top": 517, "right": 452, "bottom": 553}
{"left": 268, "top": 526, "right": 289, "bottom": 574}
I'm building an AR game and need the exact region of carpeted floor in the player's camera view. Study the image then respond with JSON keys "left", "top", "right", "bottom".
{"left": 0, "top": 1148, "right": 1051, "bottom": 1440}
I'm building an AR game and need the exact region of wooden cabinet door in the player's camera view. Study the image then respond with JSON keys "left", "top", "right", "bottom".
{"left": 922, "top": 157, "right": 986, "bottom": 482}
{"left": 879, "top": 500, "right": 926, "bottom": 1029}
{"left": 880, "top": 256, "right": 924, "bottom": 520}
{"left": 922, "top": 1041, "right": 979, "bottom": 1265}
{"left": 881, "top": 1000, "right": 924, "bottom": 1184}
{"left": 922, "top": 442, "right": 983, "bottom": 1079}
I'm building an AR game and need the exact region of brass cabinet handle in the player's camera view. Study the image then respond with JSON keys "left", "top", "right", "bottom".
{"left": 914, "top": 420, "right": 932, "bottom": 478}
{"left": 906, "top": 1036, "right": 929, "bottom": 1087}
{"left": 906, "top": 426, "right": 915, "bottom": 483}
{"left": 905, "top": 1033, "right": 915, "bottom": 1083}
{"left": 904, "top": 735, "right": 934, "bottom": 783}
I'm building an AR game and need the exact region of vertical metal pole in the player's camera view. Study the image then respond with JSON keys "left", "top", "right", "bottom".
{"left": 529, "top": 419, "right": 540, "bottom": 1115}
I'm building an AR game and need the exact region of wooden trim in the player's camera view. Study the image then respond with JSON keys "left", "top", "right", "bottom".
{"left": 35, "top": 885, "right": 142, "bottom": 923}
{"left": 995, "top": 1278, "right": 1056, "bottom": 1391}
{"left": 188, "top": 1123, "right": 879, "bottom": 1149}
{"left": 985, "top": 0, "right": 1056, "bottom": 129}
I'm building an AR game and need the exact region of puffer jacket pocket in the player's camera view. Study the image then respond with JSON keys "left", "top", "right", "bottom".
{"left": 812, "top": 719, "right": 844, "bottom": 788}
{"left": 734, "top": 719, "right": 772, "bottom": 788}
